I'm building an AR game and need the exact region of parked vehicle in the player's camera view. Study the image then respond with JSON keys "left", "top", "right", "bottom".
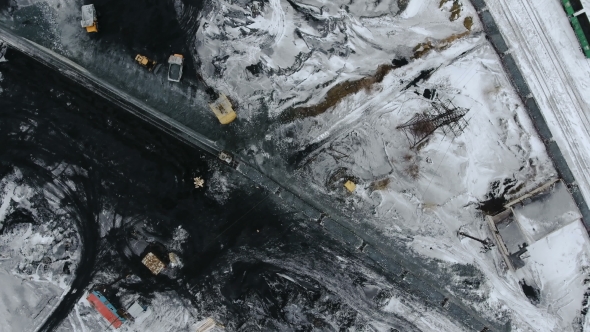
{"left": 81, "top": 4, "right": 98, "bottom": 33}
{"left": 167, "top": 54, "right": 184, "bottom": 82}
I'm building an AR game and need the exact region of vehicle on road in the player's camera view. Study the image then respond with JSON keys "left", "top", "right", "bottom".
{"left": 167, "top": 54, "right": 184, "bottom": 82}
{"left": 209, "top": 94, "right": 237, "bottom": 124}
{"left": 134, "top": 54, "right": 158, "bottom": 72}
{"left": 81, "top": 4, "right": 98, "bottom": 33}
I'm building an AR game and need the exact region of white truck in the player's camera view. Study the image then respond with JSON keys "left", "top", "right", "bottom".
{"left": 80, "top": 4, "right": 98, "bottom": 33}
{"left": 167, "top": 54, "right": 184, "bottom": 82}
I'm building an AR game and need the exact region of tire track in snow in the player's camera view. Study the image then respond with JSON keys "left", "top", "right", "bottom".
{"left": 269, "top": 0, "right": 286, "bottom": 47}
{"left": 493, "top": 0, "right": 590, "bottom": 202}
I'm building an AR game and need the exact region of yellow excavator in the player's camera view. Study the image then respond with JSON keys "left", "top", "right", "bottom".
{"left": 208, "top": 94, "right": 237, "bottom": 124}
{"left": 134, "top": 54, "right": 159, "bottom": 72}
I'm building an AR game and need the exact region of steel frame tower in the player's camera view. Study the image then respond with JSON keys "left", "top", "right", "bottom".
{"left": 397, "top": 95, "right": 469, "bottom": 148}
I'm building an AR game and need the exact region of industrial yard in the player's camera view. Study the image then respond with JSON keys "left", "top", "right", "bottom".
{"left": 0, "top": 0, "right": 589, "bottom": 331}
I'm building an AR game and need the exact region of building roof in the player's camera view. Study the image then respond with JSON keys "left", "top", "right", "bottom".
{"left": 87, "top": 291, "right": 125, "bottom": 328}
{"left": 141, "top": 252, "right": 166, "bottom": 275}
{"left": 127, "top": 302, "right": 146, "bottom": 319}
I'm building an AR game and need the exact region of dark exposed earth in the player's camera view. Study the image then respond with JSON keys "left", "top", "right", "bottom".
{"left": 0, "top": 38, "right": 419, "bottom": 332}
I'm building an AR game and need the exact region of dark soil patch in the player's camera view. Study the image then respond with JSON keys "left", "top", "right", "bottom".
{"left": 280, "top": 59, "right": 408, "bottom": 122}
{"left": 370, "top": 178, "right": 390, "bottom": 191}
{"left": 520, "top": 279, "right": 540, "bottom": 305}
{"left": 478, "top": 179, "right": 516, "bottom": 215}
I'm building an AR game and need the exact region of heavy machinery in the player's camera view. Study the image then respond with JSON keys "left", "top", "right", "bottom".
{"left": 208, "top": 94, "right": 237, "bottom": 124}
{"left": 167, "top": 54, "right": 184, "bottom": 82}
{"left": 134, "top": 54, "right": 158, "bottom": 72}
{"left": 81, "top": 4, "right": 98, "bottom": 33}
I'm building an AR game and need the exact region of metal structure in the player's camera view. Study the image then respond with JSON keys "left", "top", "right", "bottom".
{"left": 397, "top": 94, "right": 469, "bottom": 148}
{"left": 127, "top": 301, "right": 148, "bottom": 320}
{"left": 457, "top": 231, "right": 495, "bottom": 253}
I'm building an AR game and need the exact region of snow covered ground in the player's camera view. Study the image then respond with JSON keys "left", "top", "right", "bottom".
{"left": 195, "top": 0, "right": 590, "bottom": 330}
{"left": 0, "top": 168, "right": 81, "bottom": 331}
{"left": 196, "top": 0, "right": 476, "bottom": 119}
{"left": 484, "top": 0, "right": 590, "bottom": 217}
{"left": 518, "top": 219, "right": 590, "bottom": 331}
{"left": 2, "top": 0, "right": 590, "bottom": 330}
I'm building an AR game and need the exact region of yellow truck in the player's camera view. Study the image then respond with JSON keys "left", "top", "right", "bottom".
{"left": 81, "top": 4, "right": 98, "bottom": 33}
{"left": 208, "top": 94, "right": 237, "bottom": 124}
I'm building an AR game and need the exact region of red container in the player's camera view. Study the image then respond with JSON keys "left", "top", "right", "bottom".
{"left": 87, "top": 293, "right": 123, "bottom": 328}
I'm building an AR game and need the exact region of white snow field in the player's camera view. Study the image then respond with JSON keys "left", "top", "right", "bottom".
{"left": 485, "top": 0, "right": 590, "bottom": 215}
{"left": 196, "top": 0, "right": 476, "bottom": 119}
{"left": 1, "top": 0, "right": 590, "bottom": 330}
{"left": 195, "top": 0, "right": 590, "bottom": 330}
{"left": 0, "top": 168, "right": 81, "bottom": 332}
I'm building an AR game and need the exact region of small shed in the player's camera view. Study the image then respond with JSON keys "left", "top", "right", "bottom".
{"left": 141, "top": 252, "right": 166, "bottom": 275}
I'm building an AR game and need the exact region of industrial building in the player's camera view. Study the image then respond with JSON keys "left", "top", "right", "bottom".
{"left": 86, "top": 290, "right": 127, "bottom": 328}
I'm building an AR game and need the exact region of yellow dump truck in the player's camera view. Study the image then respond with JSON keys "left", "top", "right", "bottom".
{"left": 208, "top": 94, "right": 237, "bottom": 124}
{"left": 81, "top": 4, "right": 98, "bottom": 33}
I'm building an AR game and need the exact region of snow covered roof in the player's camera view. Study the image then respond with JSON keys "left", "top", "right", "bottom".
{"left": 512, "top": 180, "right": 581, "bottom": 242}
{"left": 80, "top": 5, "right": 96, "bottom": 28}
{"left": 127, "top": 302, "right": 146, "bottom": 319}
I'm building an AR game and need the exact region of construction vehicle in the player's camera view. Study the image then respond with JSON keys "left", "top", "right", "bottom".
{"left": 344, "top": 180, "right": 356, "bottom": 193}
{"left": 134, "top": 54, "right": 159, "bottom": 72}
{"left": 218, "top": 151, "right": 233, "bottom": 164}
{"left": 208, "top": 94, "right": 237, "bottom": 124}
{"left": 167, "top": 54, "right": 184, "bottom": 82}
{"left": 81, "top": 4, "right": 98, "bottom": 33}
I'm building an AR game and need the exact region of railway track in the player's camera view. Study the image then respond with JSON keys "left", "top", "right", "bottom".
{"left": 492, "top": 0, "right": 590, "bottom": 203}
